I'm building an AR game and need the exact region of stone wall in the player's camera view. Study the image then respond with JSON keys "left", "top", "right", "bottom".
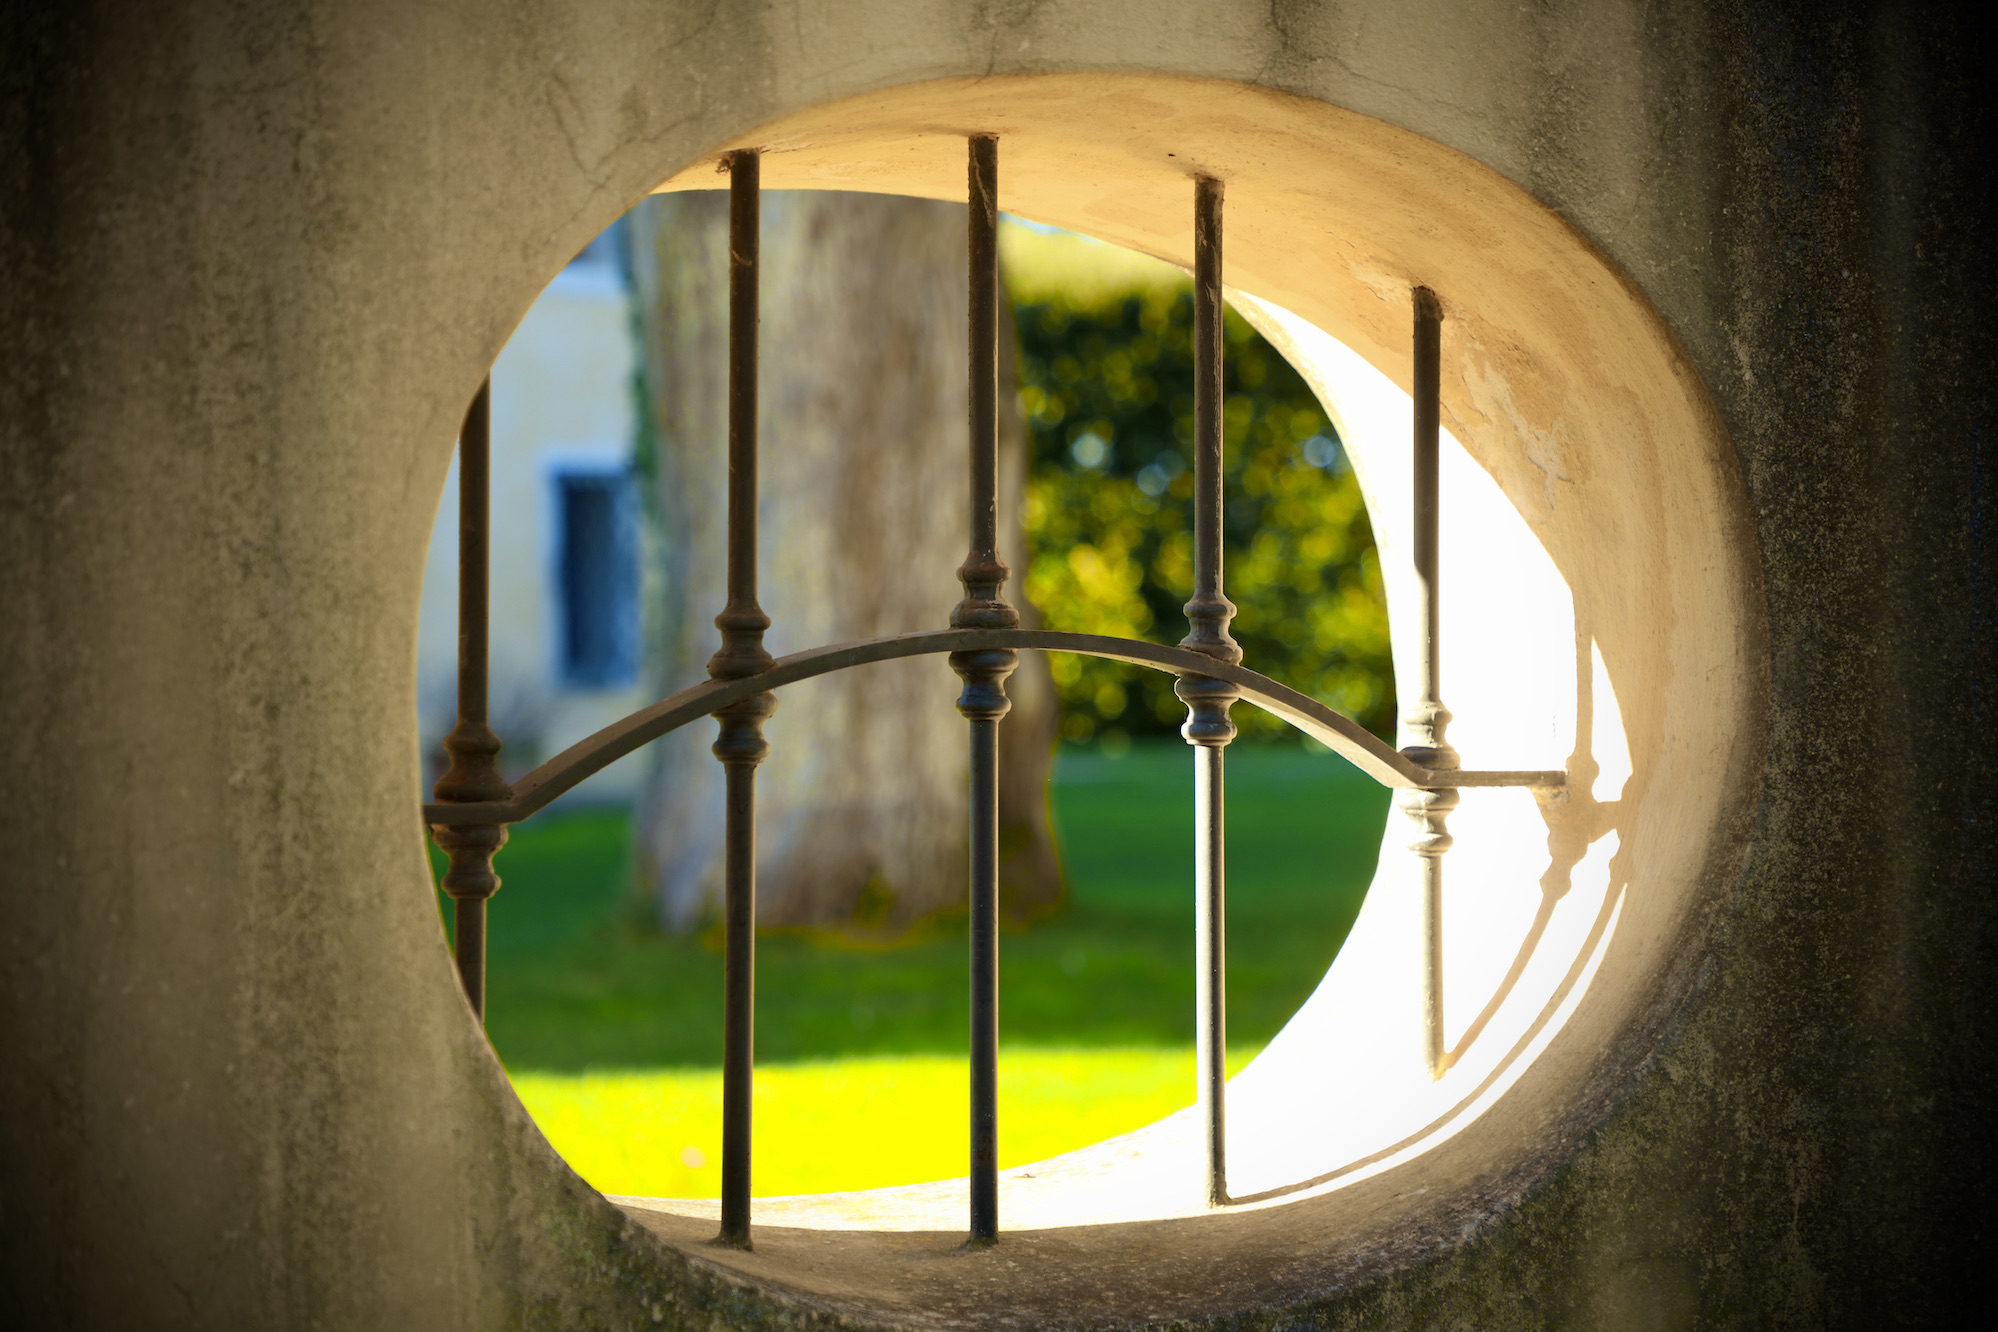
{"left": 2, "top": 1, "right": 1990, "bottom": 1326}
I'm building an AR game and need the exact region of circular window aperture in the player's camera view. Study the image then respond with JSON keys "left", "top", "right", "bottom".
{"left": 473, "top": 72, "right": 1765, "bottom": 1325}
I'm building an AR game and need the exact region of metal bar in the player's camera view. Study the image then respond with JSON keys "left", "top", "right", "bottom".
{"left": 1192, "top": 741, "right": 1227, "bottom": 1202}
{"left": 967, "top": 135, "right": 1002, "bottom": 596}
{"left": 429, "top": 377, "right": 509, "bottom": 1022}
{"left": 950, "top": 133, "right": 1018, "bottom": 1246}
{"left": 717, "top": 760, "right": 758, "bottom": 1229}
{"left": 458, "top": 380, "right": 493, "bottom": 733}
{"left": 1175, "top": 176, "right": 1242, "bottom": 1209}
{"left": 1400, "top": 286, "right": 1460, "bottom": 1081}
{"left": 722, "top": 155, "right": 765, "bottom": 647}
{"left": 1186, "top": 180, "right": 1232, "bottom": 662}
{"left": 452, "top": 896, "right": 486, "bottom": 1012}
{"left": 709, "top": 149, "right": 776, "bottom": 1250}
{"left": 967, "top": 716, "right": 1000, "bottom": 1237}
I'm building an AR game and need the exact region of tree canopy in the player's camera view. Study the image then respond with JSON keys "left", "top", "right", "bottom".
{"left": 1012, "top": 277, "right": 1395, "bottom": 743}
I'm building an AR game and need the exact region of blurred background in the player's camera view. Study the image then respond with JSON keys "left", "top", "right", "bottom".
{"left": 420, "top": 193, "right": 1395, "bottom": 1198}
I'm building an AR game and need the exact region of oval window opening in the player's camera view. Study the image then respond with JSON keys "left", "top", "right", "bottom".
{"left": 419, "top": 82, "right": 1760, "bottom": 1302}
{"left": 418, "top": 201, "right": 1401, "bottom": 1206}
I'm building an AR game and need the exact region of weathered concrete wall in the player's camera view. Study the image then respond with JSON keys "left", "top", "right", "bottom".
{"left": 1, "top": 1, "right": 1990, "bottom": 1327}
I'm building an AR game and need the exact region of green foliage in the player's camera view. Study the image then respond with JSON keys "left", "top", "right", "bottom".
{"left": 1014, "top": 284, "right": 1395, "bottom": 741}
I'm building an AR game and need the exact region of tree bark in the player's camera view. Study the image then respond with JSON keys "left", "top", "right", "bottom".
{"left": 630, "top": 189, "right": 1061, "bottom": 934}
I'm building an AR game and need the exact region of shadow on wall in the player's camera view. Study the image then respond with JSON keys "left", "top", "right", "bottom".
{"left": 1208, "top": 296, "right": 1638, "bottom": 1207}
{"left": 1447, "top": 620, "right": 1631, "bottom": 1073}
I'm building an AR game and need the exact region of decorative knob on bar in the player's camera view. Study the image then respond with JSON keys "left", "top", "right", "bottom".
{"left": 709, "top": 602, "right": 779, "bottom": 763}
{"left": 431, "top": 710, "right": 511, "bottom": 985}
{"left": 1175, "top": 585, "right": 1243, "bottom": 747}
{"left": 950, "top": 569, "right": 1021, "bottom": 729}
{"left": 1396, "top": 782, "right": 1460, "bottom": 857}
{"left": 433, "top": 717, "right": 511, "bottom": 887}
{"left": 1399, "top": 697, "right": 1459, "bottom": 776}
{"left": 950, "top": 537, "right": 1021, "bottom": 724}
{"left": 1174, "top": 641, "right": 1243, "bottom": 746}
{"left": 950, "top": 508, "right": 1021, "bottom": 718}
{"left": 1398, "top": 686, "right": 1459, "bottom": 889}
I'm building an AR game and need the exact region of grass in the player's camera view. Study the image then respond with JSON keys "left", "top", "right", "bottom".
{"left": 435, "top": 739, "right": 1388, "bottom": 1195}
{"left": 512, "top": 1048, "right": 1257, "bottom": 1199}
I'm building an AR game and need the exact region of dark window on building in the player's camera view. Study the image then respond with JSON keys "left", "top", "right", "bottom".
{"left": 555, "top": 469, "right": 639, "bottom": 688}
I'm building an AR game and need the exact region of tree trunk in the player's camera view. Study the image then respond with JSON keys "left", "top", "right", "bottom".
{"left": 630, "top": 189, "right": 1062, "bottom": 934}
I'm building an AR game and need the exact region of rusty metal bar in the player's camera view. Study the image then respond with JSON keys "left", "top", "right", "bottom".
{"left": 710, "top": 149, "right": 775, "bottom": 1250}
{"left": 1400, "top": 286, "right": 1459, "bottom": 1081}
{"left": 1176, "top": 176, "right": 1241, "bottom": 1208}
{"left": 1409, "top": 289, "right": 1448, "bottom": 742}
{"left": 430, "top": 377, "right": 509, "bottom": 1023}
{"left": 1191, "top": 741, "right": 1228, "bottom": 1200}
{"left": 950, "top": 133, "right": 1017, "bottom": 1246}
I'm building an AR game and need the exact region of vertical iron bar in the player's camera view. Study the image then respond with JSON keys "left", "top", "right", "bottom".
{"left": 717, "top": 759, "right": 759, "bottom": 1232}
{"left": 967, "top": 698, "right": 1001, "bottom": 1236}
{"left": 1176, "top": 176, "right": 1241, "bottom": 1209}
{"left": 457, "top": 381, "right": 493, "bottom": 753}
{"left": 1400, "top": 287, "right": 1459, "bottom": 1080}
{"left": 452, "top": 895, "right": 487, "bottom": 1013}
{"left": 950, "top": 133, "right": 1018, "bottom": 1246}
{"left": 1411, "top": 289, "right": 1442, "bottom": 720}
{"left": 1192, "top": 740, "right": 1227, "bottom": 1194}
{"left": 431, "top": 377, "right": 509, "bottom": 1023}
{"left": 710, "top": 149, "right": 776, "bottom": 1250}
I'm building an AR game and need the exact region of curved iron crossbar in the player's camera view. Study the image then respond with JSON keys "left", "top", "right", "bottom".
{"left": 422, "top": 628, "right": 1564, "bottom": 828}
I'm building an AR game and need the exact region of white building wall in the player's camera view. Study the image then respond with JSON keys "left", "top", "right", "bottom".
{"left": 419, "top": 254, "right": 651, "bottom": 804}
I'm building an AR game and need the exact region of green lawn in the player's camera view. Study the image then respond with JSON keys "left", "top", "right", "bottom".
{"left": 434, "top": 739, "right": 1388, "bottom": 1195}
{"left": 511, "top": 1048, "right": 1260, "bottom": 1199}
